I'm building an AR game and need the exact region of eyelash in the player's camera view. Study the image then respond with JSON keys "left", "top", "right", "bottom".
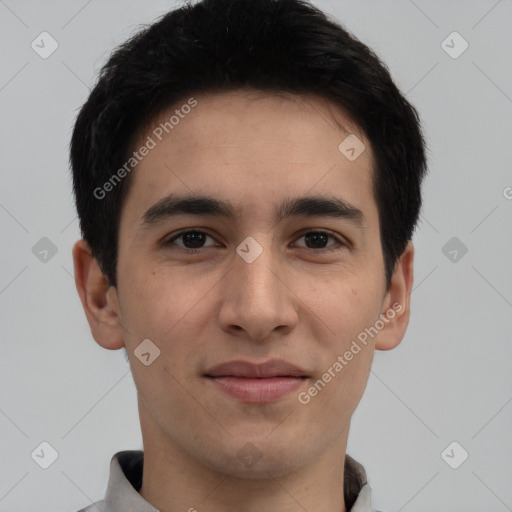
{"left": 164, "top": 229, "right": 347, "bottom": 254}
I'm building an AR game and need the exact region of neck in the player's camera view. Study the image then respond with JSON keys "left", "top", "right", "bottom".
{"left": 137, "top": 402, "right": 350, "bottom": 512}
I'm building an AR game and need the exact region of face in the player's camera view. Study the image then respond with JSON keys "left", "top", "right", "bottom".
{"left": 74, "top": 89, "right": 413, "bottom": 479}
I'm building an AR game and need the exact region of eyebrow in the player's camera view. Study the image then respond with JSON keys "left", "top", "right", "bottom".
{"left": 139, "top": 193, "right": 366, "bottom": 230}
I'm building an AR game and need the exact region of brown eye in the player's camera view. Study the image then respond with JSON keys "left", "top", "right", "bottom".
{"left": 166, "top": 230, "right": 217, "bottom": 251}
{"left": 294, "top": 230, "right": 345, "bottom": 251}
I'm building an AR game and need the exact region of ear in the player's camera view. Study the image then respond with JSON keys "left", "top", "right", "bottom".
{"left": 375, "top": 241, "right": 415, "bottom": 351}
{"left": 72, "top": 239, "right": 126, "bottom": 350}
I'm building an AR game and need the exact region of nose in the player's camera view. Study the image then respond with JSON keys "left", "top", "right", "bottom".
{"left": 218, "top": 237, "right": 299, "bottom": 342}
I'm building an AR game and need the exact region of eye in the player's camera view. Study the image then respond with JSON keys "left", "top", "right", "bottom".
{"left": 293, "top": 230, "right": 346, "bottom": 252}
{"left": 164, "top": 229, "right": 347, "bottom": 253}
{"left": 165, "top": 230, "right": 218, "bottom": 252}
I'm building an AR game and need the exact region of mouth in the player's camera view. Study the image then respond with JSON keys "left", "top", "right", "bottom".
{"left": 204, "top": 359, "right": 309, "bottom": 403}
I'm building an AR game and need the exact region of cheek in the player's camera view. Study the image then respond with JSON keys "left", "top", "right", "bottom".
{"left": 119, "top": 268, "right": 220, "bottom": 402}
{"left": 121, "top": 263, "right": 208, "bottom": 337}
{"left": 304, "top": 274, "right": 378, "bottom": 343}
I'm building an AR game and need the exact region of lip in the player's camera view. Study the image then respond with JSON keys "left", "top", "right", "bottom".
{"left": 207, "top": 376, "right": 307, "bottom": 403}
{"left": 204, "top": 359, "right": 309, "bottom": 403}
{"left": 204, "top": 359, "right": 308, "bottom": 378}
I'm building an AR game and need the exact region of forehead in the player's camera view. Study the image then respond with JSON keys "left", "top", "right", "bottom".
{"left": 152, "top": 90, "right": 366, "bottom": 157}
{"left": 121, "top": 90, "right": 376, "bottom": 228}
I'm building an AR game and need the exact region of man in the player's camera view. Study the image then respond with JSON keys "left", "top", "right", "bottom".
{"left": 70, "top": 0, "right": 427, "bottom": 510}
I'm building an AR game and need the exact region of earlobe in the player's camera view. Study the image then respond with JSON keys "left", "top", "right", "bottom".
{"left": 375, "top": 241, "right": 415, "bottom": 351}
{"left": 72, "top": 239, "right": 125, "bottom": 350}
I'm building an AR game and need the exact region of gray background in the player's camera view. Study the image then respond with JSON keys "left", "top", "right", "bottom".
{"left": 0, "top": 0, "right": 511, "bottom": 511}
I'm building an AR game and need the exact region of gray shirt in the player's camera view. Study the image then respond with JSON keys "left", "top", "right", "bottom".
{"left": 76, "top": 450, "right": 382, "bottom": 512}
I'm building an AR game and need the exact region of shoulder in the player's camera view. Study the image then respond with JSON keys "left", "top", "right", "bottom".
{"left": 74, "top": 499, "right": 105, "bottom": 512}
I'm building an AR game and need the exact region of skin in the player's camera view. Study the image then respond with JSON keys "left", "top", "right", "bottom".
{"left": 73, "top": 89, "right": 414, "bottom": 512}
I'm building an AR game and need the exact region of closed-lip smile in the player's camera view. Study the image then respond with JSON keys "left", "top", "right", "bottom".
{"left": 204, "top": 358, "right": 309, "bottom": 378}
{"left": 204, "top": 359, "right": 309, "bottom": 403}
